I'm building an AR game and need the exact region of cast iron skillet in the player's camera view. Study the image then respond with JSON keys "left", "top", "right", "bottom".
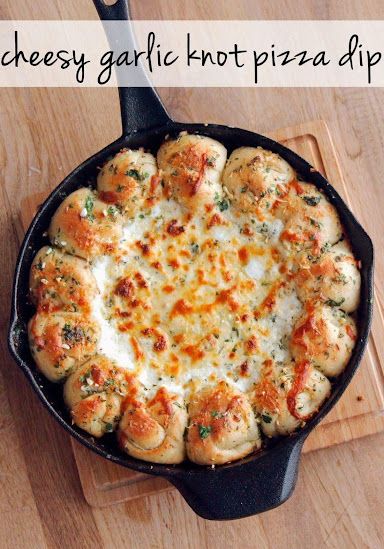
{"left": 8, "top": 0, "right": 374, "bottom": 520}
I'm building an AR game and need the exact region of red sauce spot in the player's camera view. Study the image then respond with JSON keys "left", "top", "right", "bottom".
{"left": 136, "top": 241, "right": 150, "bottom": 256}
{"left": 239, "top": 360, "right": 249, "bottom": 376}
{"left": 222, "top": 270, "right": 232, "bottom": 282}
{"left": 254, "top": 282, "right": 283, "bottom": 319}
{"left": 190, "top": 151, "right": 207, "bottom": 196}
{"left": 134, "top": 272, "right": 148, "bottom": 288}
{"left": 167, "top": 219, "right": 185, "bottom": 236}
{"left": 245, "top": 335, "right": 258, "bottom": 354}
{"left": 115, "top": 277, "right": 134, "bottom": 298}
{"left": 346, "top": 324, "right": 356, "bottom": 340}
{"left": 99, "top": 190, "right": 119, "bottom": 204}
{"left": 291, "top": 180, "right": 305, "bottom": 195}
{"left": 242, "top": 224, "right": 254, "bottom": 236}
{"left": 170, "top": 299, "right": 193, "bottom": 318}
{"left": 162, "top": 284, "right": 175, "bottom": 293}
{"left": 173, "top": 334, "right": 185, "bottom": 344}
{"left": 168, "top": 258, "right": 180, "bottom": 269}
{"left": 154, "top": 335, "right": 167, "bottom": 352}
{"left": 149, "top": 174, "right": 161, "bottom": 195}
{"left": 280, "top": 230, "right": 303, "bottom": 243}
{"left": 130, "top": 336, "right": 143, "bottom": 360}
{"left": 238, "top": 246, "right": 249, "bottom": 264}
{"left": 118, "top": 321, "right": 134, "bottom": 332}
{"left": 287, "top": 360, "right": 311, "bottom": 419}
{"left": 291, "top": 313, "right": 318, "bottom": 351}
{"left": 91, "top": 365, "right": 105, "bottom": 386}
{"left": 116, "top": 308, "right": 132, "bottom": 318}
{"left": 141, "top": 327, "right": 168, "bottom": 352}
{"left": 34, "top": 336, "right": 46, "bottom": 351}
{"left": 271, "top": 247, "right": 280, "bottom": 262}
{"left": 207, "top": 213, "right": 222, "bottom": 228}
{"left": 180, "top": 249, "right": 191, "bottom": 258}
{"left": 216, "top": 287, "right": 239, "bottom": 312}
{"left": 197, "top": 269, "right": 210, "bottom": 285}
{"left": 181, "top": 344, "right": 205, "bottom": 362}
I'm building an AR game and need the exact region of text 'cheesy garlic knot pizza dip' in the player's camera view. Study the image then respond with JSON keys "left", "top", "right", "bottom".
{"left": 28, "top": 132, "right": 361, "bottom": 465}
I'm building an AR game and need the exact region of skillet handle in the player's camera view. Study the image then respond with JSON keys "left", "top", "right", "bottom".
{"left": 168, "top": 438, "right": 304, "bottom": 520}
{"left": 92, "top": 0, "right": 171, "bottom": 135}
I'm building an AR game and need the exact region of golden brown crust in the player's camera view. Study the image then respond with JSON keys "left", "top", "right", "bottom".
{"left": 186, "top": 381, "right": 261, "bottom": 465}
{"left": 251, "top": 360, "right": 331, "bottom": 436}
{"left": 28, "top": 312, "right": 100, "bottom": 382}
{"left": 294, "top": 241, "right": 361, "bottom": 312}
{"left": 97, "top": 149, "right": 158, "bottom": 215}
{"left": 275, "top": 181, "right": 342, "bottom": 256}
{"left": 118, "top": 387, "right": 187, "bottom": 464}
{"left": 157, "top": 134, "right": 227, "bottom": 211}
{"left": 29, "top": 246, "right": 97, "bottom": 313}
{"left": 64, "top": 354, "right": 131, "bottom": 437}
{"left": 48, "top": 188, "right": 123, "bottom": 260}
{"left": 222, "top": 146, "right": 294, "bottom": 213}
{"left": 290, "top": 304, "right": 357, "bottom": 377}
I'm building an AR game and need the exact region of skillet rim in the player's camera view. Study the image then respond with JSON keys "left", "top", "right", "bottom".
{"left": 8, "top": 120, "right": 374, "bottom": 480}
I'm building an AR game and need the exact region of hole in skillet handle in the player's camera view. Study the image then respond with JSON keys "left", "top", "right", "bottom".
{"left": 94, "top": 0, "right": 124, "bottom": 15}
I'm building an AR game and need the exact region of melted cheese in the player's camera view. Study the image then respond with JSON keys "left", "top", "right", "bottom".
{"left": 90, "top": 198, "right": 303, "bottom": 397}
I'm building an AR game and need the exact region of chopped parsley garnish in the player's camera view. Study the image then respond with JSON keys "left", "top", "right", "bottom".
{"left": 214, "top": 193, "right": 229, "bottom": 212}
{"left": 211, "top": 410, "right": 223, "bottom": 419}
{"left": 321, "top": 242, "right": 331, "bottom": 254}
{"left": 85, "top": 195, "right": 95, "bottom": 222}
{"left": 62, "top": 323, "right": 85, "bottom": 343}
{"left": 310, "top": 218, "right": 321, "bottom": 228}
{"left": 302, "top": 195, "right": 321, "bottom": 207}
{"left": 104, "top": 378, "right": 115, "bottom": 388}
{"left": 198, "top": 425, "right": 212, "bottom": 439}
{"left": 257, "top": 222, "right": 269, "bottom": 235}
{"left": 325, "top": 298, "right": 345, "bottom": 307}
{"left": 191, "top": 243, "right": 199, "bottom": 254}
{"left": 126, "top": 169, "right": 146, "bottom": 181}
{"left": 217, "top": 198, "right": 229, "bottom": 212}
{"left": 107, "top": 206, "right": 118, "bottom": 218}
{"left": 79, "top": 371, "right": 91, "bottom": 383}
{"left": 261, "top": 414, "right": 272, "bottom": 423}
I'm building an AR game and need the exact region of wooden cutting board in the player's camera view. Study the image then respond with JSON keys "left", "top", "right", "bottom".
{"left": 20, "top": 120, "right": 384, "bottom": 508}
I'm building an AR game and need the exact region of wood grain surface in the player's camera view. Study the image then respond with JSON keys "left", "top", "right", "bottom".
{"left": 1, "top": 1, "right": 384, "bottom": 548}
